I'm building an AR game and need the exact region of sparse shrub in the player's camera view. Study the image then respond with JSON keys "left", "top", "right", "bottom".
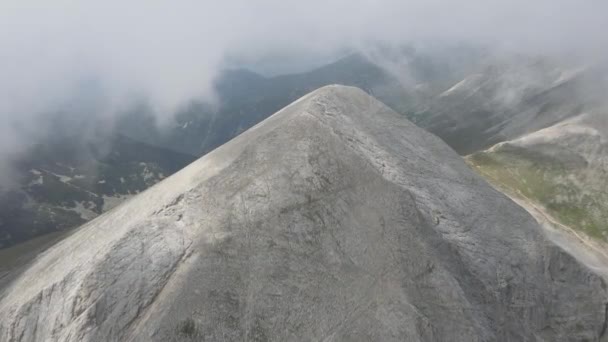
{"left": 177, "top": 318, "right": 198, "bottom": 337}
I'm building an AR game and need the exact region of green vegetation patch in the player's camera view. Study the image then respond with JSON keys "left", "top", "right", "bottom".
{"left": 467, "top": 147, "right": 608, "bottom": 240}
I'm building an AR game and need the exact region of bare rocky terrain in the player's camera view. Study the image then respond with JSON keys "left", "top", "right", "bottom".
{"left": 0, "top": 86, "right": 606, "bottom": 341}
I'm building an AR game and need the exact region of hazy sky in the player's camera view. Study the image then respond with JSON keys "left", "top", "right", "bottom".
{"left": 0, "top": 0, "right": 607, "bottom": 183}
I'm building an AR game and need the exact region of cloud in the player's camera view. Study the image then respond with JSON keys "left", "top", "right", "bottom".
{"left": 2, "top": 0, "right": 607, "bottom": 112}
{"left": 0, "top": 0, "right": 606, "bottom": 181}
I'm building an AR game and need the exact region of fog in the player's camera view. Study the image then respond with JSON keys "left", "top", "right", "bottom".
{"left": 1, "top": 0, "right": 607, "bottom": 184}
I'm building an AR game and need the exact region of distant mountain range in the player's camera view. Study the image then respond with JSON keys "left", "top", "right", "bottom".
{"left": 2, "top": 45, "right": 606, "bottom": 249}
{"left": 0, "top": 135, "right": 195, "bottom": 248}
{"left": 115, "top": 53, "right": 410, "bottom": 156}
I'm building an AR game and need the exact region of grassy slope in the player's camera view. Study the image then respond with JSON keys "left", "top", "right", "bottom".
{"left": 466, "top": 147, "right": 608, "bottom": 240}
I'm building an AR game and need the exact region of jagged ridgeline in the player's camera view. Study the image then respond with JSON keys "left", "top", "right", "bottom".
{"left": 0, "top": 86, "right": 605, "bottom": 341}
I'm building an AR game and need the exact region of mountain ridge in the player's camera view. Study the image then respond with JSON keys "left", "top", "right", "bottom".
{"left": 0, "top": 85, "right": 605, "bottom": 341}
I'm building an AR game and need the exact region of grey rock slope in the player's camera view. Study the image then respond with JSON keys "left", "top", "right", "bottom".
{"left": 0, "top": 86, "right": 606, "bottom": 342}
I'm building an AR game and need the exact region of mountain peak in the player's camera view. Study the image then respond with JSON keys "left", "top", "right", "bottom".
{"left": 1, "top": 86, "right": 606, "bottom": 341}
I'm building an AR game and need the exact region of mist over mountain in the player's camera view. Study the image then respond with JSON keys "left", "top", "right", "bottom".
{"left": 1, "top": 2, "right": 608, "bottom": 341}
{"left": 1, "top": 0, "right": 608, "bottom": 185}
{"left": 2, "top": 45, "right": 606, "bottom": 250}
{"left": 2, "top": 86, "right": 606, "bottom": 341}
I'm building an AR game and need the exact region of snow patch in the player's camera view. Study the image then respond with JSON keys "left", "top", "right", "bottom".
{"left": 140, "top": 164, "right": 156, "bottom": 181}
{"left": 439, "top": 74, "right": 484, "bottom": 97}
{"left": 29, "top": 176, "right": 43, "bottom": 186}
{"left": 58, "top": 175, "right": 72, "bottom": 183}
{"left": 67, "top": 202, "right": 98, "bottom": 221}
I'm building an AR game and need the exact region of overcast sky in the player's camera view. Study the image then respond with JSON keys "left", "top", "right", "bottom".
{"left": 0, "top": 0, "right": 607, "bottom": 183}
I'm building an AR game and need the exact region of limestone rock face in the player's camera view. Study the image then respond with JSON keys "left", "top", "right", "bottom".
{"left": 0, "top": 85, "right": 606, "bottom": 341}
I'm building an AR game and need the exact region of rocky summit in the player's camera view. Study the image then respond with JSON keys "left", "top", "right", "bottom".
{"left": 0, "top": 86, "right": 606, "bottom": 341}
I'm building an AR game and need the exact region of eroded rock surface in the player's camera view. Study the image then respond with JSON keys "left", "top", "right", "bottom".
{"left": 0, "top": 86, "right": 606, "bottom": 341}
